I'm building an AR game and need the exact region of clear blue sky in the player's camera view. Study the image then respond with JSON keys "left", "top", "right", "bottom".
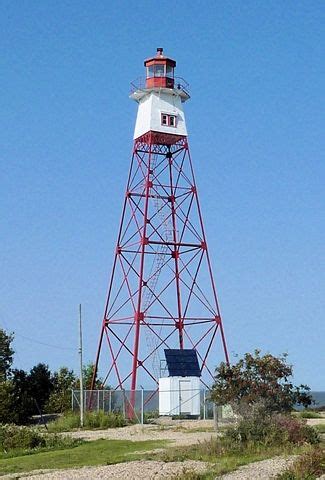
{"left": 1, "top": 1, "right": 324, "bottom": 389}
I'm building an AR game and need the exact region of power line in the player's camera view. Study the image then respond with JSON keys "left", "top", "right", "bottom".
{"left": 13, "top": 332, "right": 75, "bottom": 352}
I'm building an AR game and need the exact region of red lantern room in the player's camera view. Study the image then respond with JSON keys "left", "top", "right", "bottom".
{"left": 144, "top": 47, "right": 176, "bottom": 89}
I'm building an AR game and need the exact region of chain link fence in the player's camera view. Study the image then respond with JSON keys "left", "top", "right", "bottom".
{"left": 71, "top": 389, "right": 224, "bottom": 423}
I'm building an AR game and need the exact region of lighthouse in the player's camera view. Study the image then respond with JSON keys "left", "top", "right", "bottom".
{"left": 91, "top": 48, "right": 229, "bottom": 414}
{"left": 132, "top": 48, "right": 188, "bottom": 142}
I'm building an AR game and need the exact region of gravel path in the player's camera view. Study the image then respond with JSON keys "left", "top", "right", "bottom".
{"left": 2, "top": 460, "right": 209, "bottom": 479}
{"left": 65, "top": 422, "right": 218, "bottom": 447}
{"left": 217, "top": 455, "right": 298, "bottom": 479}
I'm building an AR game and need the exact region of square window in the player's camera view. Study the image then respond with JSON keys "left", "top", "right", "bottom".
{"left": 161, "top": 114, "right": 168, "bottom": 126}
{"left": 169, "top": 115, "right": 176, "bottom": 127}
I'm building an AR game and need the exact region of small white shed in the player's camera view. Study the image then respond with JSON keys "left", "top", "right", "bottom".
{"left": 159, "top": 376, "right": 200, "bottom": 416}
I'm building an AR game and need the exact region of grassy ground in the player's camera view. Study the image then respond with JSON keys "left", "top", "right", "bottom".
{"left": 0, "top": 439, "right": 167, "bottom": 476}
{"left": 315, "top": 424, "right": 325, "bottom": 434}
{"left": 170, "top": 438, "right": 325, "bottom": 479}
{"left": 146, "top": 442, "right": 306, "bottom": 479}
{"left": 2, "top": 419, "right": 323, "bottom": 478}
{"left": 296, "top": 410, "right": 323, "bottom": 419}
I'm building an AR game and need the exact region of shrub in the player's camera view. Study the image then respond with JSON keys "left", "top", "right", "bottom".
{"left": 0, "top": 424, "right": 45, "bottom": 451}
{"left": 223, "top": 410, "right": 319, "bottom": 448}
{"left": 48, "top": 411, "right": 126, "bottom": 432}
{"left": 211, "top": 350, "right": 313, "bottom": 414}
{"left": 0, "top": 424, "right": 81, "bottom": 454}
{"left": 47, "top": 413, "right": 81, "bottom": 432}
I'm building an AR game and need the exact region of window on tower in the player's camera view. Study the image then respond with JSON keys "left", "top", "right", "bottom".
{"left": 161, "top": 113, "right": 177, "bottom": 127}
{"left": 161, "top": 114, "right": 168, "bottom": 126}
{"left": 169, "top": 115, "right": 176, "bottom": 127}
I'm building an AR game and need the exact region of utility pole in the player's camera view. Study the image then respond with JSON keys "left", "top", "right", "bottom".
{"left": 79, "top": 304, "right": 84, "bottom": 427}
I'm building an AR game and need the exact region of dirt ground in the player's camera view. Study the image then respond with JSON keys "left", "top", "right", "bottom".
{"left": 65, "top": 415, "right": 325, "bottom": 445}
{"left": 65, "top": 419, "right": 218, "bottom": 446}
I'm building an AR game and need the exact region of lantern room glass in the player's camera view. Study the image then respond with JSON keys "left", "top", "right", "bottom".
{"left": 147, "top": 66, "right": 155, "bottom": 78}
{"left": 166, "top": 65, "right": 174, "bottom": 78}
{"left": 146, "top": 64, "right": 174, "bottom": 79}
{"left": 154, "top": 64, "right": 164, "bottom": 77}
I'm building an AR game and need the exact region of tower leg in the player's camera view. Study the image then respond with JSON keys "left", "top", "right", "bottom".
{"left": 129, "top": 141, "right": 153, "bottom": 417}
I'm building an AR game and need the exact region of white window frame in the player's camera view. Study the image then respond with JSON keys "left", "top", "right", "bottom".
{"left": 161, "top": 113, "right": 177, "bottom": 128}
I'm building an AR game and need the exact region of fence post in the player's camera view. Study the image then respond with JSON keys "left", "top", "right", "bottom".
{"left": 203, "top": 389, "right": 206, "bottom": 420}
{"left": 122, "top": 390, "right": 126, "bottom": 419}
{"left": 213, "top": 403, "right": 218, "bottom": 430}
{"left": 109, "top": 390, "right": 112, "bottom": 413}
{"left": 71, "top": 389, "right": 74, "bottom": 411}
{"left": 140, "top": 386, "right": 144, "bottom": 425}
{"left": 97, "top": 390, "right": 100, "bottom": 412}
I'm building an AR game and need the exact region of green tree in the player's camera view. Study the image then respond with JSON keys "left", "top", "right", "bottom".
{"left": 74, "top": 363, "right": 103, "bottom": 390}
{"left": 11, "top": 369, "right": 34, "bottom": 424}
{"left": 45, "top": 367, "right": 77, "bottom": 413}
{"left": 0, "top": 328, "right": 14, "bottom": 381}
{"left": 0, "top": 381, "right": 15, "bottom": 423}
{"left": 28, "top": 363, "right": 53, "bottom": 412}
{"left": 210, "top": 350, "right": 312, "bottom": 414}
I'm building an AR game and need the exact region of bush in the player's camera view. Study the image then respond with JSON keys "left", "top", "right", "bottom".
{"left": 47, "top": 413, "right": 80, "bottom": 432}
{"left": 48, "top": 411, "right": 126, "bottom": 432}
{"left": 223, "top": 409, "right": 319, "bottom": 448}
{"left": 0, "top": 424, "right": 45, "bottom": 451}
{"left": 275, "top": 415, "right": 319, "bottom": 445}
{"left": 0, "top": 424, "right": 79, "bottom": 454}
{"left": 211, "top": 350, "right": 313, "bottom": 414}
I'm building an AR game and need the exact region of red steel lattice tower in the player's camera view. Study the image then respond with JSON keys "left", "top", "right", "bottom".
{"left": 91, "top": 48, "right": 229, "bottom": 406}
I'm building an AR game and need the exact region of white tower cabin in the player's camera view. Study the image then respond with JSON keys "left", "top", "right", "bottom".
{"left": 130, "top": 48, "right": 189, "bottom": 143}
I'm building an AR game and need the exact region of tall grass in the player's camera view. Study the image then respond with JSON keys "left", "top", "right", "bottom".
{"left": 47, "top": 411, "right": 126, "bottom": 432}
{"left": 276, "top": 447, "right": 325, "bottom": 479}
{"left": 298, "top": 410, "right": 323, "bottom": 419}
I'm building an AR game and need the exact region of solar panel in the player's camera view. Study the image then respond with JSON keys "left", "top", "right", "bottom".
{"left": 164, "top": 349, "right": 201, "bottom": 377}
